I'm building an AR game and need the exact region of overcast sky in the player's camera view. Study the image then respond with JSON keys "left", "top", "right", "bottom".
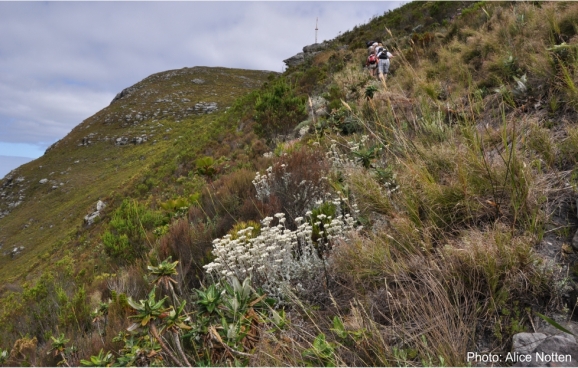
{"left": 0, "top": 1, "right": 404, "bottom": 178}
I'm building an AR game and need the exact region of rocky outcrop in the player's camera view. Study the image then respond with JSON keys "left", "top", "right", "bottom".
{"left": 114, "top": 135, "right": 149, "bottom": 146}
{"left": 110, "top": 86, "right": 140, "bottom": 105}
{"left": 284, "top": 42, "right": 332, "bottom": 68}
{"left": 191, "top": 101, "right": 218, "bottom": 114}
{"left": 0, "top": 174, "right": 27, "bottom": 219}
{"left": 10, "top": 246, "right": 24, "bottom": 258}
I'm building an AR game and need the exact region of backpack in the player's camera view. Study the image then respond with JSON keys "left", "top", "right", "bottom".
{"left": 366, "top": 40, "right": 376, "bottom": 48}
{"left": 367, "top": 54, "right": 378, "bottom": 65}
{"left": 377, "top": 48, "right": 389, "bottom": 59}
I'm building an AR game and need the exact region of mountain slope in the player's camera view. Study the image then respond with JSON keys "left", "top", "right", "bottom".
{"left": 3, "top": 1, "right": 578, "bottom": 366}
{"left": 0, "top": 66, "right": 274, "bottom": 284}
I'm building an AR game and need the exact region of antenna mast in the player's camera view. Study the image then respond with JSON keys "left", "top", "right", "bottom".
{"left": 315, "top": 17, "right": 318, "bottom": 44}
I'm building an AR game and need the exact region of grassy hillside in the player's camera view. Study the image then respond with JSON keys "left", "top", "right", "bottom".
{"left": 2, "top": 1, "right": 578, "bottom": 366}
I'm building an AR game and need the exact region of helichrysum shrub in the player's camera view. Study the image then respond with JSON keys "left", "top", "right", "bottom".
{"left": 203, "top": 206, "right": 357, "bottom": 302}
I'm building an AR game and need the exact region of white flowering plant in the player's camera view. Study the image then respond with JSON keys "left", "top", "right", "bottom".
{"left": 203, "top": 200, "right": 358, "bottom": 302}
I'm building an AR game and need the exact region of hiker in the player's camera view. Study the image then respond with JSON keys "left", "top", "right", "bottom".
{"left": 366, "top": 49, "right": 378, "bottom": 77}
{"left": 367, "top": 41, "right": 378, "bottom": 56}
{"left": 376, "top": 44, "right": 393, "bottom": 80}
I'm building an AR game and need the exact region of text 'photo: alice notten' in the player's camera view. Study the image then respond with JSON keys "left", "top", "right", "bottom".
{"left": 467, "top": 351, "right": 572, "bottom": 365}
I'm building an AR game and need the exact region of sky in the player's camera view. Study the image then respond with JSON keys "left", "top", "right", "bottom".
{"left": 0, "top": 1, "right": 404, "bottom": 179}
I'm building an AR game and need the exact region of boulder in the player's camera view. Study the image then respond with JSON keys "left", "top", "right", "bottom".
{"left": 84, "top": 200, "right": 106, "bottom": 226}
{"left": 512, "top": 332, "right": 578, "bottom": 367}
{"left": 513, "top": 333, "right": 547, "bottom": 355}
{"left": 193, "top": 102, "right": 218, "bottom": 114}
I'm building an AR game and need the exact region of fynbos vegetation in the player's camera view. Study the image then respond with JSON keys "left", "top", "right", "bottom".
{"left": 2, "top": 1, "right": 578, "bottom": 366}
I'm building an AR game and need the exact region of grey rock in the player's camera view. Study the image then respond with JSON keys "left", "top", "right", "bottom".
{"left": 193, "top": 102, "right": 218, "bottom": 114}
{"left": 132, "top": 135, "right": 148, "bottom": 144}
{"left": 513, "top": 333, "right": 547, "bottom": 355}
{"left": 284, "top": 42, "right": 332, "bottom": 67}
{"left": 303, "top": 41, "right": 330, "bottom": 53}
{"left": 513, "top": 333, "right": 578, "bottom": 367}
{"left": 85, "top": 200, "right": 106, "bottom": 226}
{"left": 115, "top": 137, "right": 129, "bottom": 146}
{"left": 110, "top": 86, "right": 139, "bottom": 105}
{"left": 284, "top": 52, "right": 305, "bottom": 67}
{"left": 10, "top": 246, "right": 24, "bottom": 258}
{"left": 39, "top": 179, "right": 48, "bottom": 184}
{"left": 538, "top": 321, "right": 577, "bottom": 343}
{"left": 192, "top": 78, "right": 205, "bottom": 84}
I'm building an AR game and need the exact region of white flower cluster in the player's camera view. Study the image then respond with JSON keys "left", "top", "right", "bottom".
{"left": 326, "top": 141, "right": 359, "bottom": 170}
{"left": 252, "top": 166, "right": 273, "bottom": 201}
{"left": 203, "top": 206, "right": 357, "bottom": 301}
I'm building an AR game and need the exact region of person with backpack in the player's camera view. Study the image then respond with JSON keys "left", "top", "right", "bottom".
{"left": 367, "top": 41, "right": 378, "bottom": 56}
{"left": 366, "top": 49, "right": 378, "bottom": 77}
{"left": 375, "top": 43, "right": 393, "bottom": 80}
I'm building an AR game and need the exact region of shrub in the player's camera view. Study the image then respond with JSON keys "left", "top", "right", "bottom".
{"left": 254, "top": 77, "right": 308, "bottom": 139}
{"left": 158, "top": 219, "right": 213, "bottom": 290}
{"left": 252, "top": 147, "right": 331, "bottom": 229}
{"left": 102, "top": 200, "right": 164, "bottom": 264}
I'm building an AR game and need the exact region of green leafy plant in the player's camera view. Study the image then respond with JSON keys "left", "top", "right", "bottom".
{"left": 365, "top": 85, "right": 379, "bottom": 100}
{"left": 102, "top": 199, "right": 164, "bottom": 263}
{"left": 148, "top": 258, "right": 179, "bottom": 292}
{"left": 196, "top": 284, "right": 223, "bottom": 314}
{"left": 535, "top": 312, "right": 574, "bottom": 335}
{"left": 127, "top": 287, "right": 187, "bottom": 366}
{"left": 160, "top": 193, "right": 200, "bottom": 218}
{"left": 302, "top": 333, "right": 337, "bottom": 367}
{"left": 80, "top": 349, "right": 114, "bottom": 367}
{"left": 195, "top": 156, "right": 217, "bottom": 178}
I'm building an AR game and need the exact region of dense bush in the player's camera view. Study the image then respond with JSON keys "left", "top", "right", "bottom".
{"left": 253, "top": 77, "right": 307, "bottom": 140}
{"left": 102, "top": 199, "right": 164, "bottom": 263}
